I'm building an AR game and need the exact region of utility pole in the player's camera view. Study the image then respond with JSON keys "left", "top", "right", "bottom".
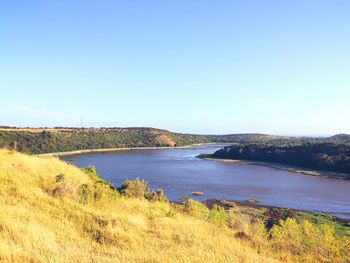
{"left": 80, "top": 117, "right": 83, "bottom": 129}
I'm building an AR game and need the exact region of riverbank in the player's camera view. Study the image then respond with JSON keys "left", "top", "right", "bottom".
{"left": 198, "top": 155, "right": 350, "bottom": 180}
{"left": 38, "top": 143, "right": 218, "bottom": 157}
{"left": 201, "top": 198, "right": 350, "bottom": 236}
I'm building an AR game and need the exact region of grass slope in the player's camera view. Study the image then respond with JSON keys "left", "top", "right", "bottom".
{"left": 0, "top": 150, "right": 276, "bottom": 263}
{"left": 0, "top": 150, "right": 349, "bottom": 262}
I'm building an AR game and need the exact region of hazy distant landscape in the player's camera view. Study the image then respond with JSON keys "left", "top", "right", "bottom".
{"left": 1, "top": 126, "right": 350, "bottom": 151}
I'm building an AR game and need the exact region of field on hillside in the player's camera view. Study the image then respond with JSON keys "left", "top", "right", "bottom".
{"left": 0, "top": 150, "right": 349, "bottom": 262}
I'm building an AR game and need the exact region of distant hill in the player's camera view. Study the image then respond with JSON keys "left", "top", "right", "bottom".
{"left": 0, "top": 127, "right": 349, "bottom": 154}
{"left": 1, "top": 128, "right": 288, "bottom": 154}
{"left": 327, "top": 134, "right": 350, "bottom": 143}
{"left": 0, "top": 127, "right": 211, "bottom": 154}
{"left": 206, "top": 133, "right": 290, "bottom": 143}
{"left": 210, "top": 133, "right": 350, "bottom": 145}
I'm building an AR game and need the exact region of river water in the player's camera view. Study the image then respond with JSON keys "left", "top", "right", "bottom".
{"left": 62, "top": 144, "right": 350, "bottom": 219}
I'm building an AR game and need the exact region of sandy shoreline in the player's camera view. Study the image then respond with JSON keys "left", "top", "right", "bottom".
{"left": 37, "top": 143, "right": 213, "bottom": 157}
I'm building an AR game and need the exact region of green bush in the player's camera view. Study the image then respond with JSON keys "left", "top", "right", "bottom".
{"left": 118, "top": 178, "right": 148, "bottom": 199}
{"left": 118, "top": 178, "right": 168, "bottom": 202}
{"left": 146, "top": 188, "right": 168, "bottom": 202}
{"left": 209, "top": 205, "right": 228, "bottom": 226}
{"left": 81, "top": 166, "right": 99, "bottom": 180}
{"left": 81, "top": 166, "right": 115, "bottom": 190}
{"left": 183, "top": 199, "right": 209, "bottom": 220}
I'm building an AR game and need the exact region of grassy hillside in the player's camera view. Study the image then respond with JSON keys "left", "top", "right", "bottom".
{"left": 0, "top": 150, "right": 349, "bottom": 262}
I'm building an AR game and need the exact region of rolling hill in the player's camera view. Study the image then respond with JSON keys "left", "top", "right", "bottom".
{"left": 0, "top": 127, "right": 349, "bottom": 154}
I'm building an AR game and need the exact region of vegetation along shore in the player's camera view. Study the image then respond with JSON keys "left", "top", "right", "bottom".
{"left": 200, "top": 142, "right": 350, "bottom": 180}
{"left": 1, "top": 127, "right": 350, "bottom": 154}
{"left": 198, "top": 155, "right": 350, "bottom": 180}
{"left": 38, "top": 144, "right": 206, "bottom": 157}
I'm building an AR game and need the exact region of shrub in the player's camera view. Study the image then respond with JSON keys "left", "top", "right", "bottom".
{"left": 183, "top": 199, "right": 209, "bottom": 220}
{"left": 78, "top": 184, "right": 90, "bottom": 204}
{"left": 146, "top": 188, "right": 168, "bottom": 202}
{"left": 208, "top": 205, "right": 228, "bottom": 226}
{"left": 81, "top": 166, "right": 115, "bottom": 190}
{"left": 51, "top": 173, "right": 70, "bottom": 197}
{"left": 118, "top": 178, "right": 148, "bottom": 199}
{"left": 118, "top": 178, "right": 168, "bottom": 202}
{"left": 81, "top": 166, "right": 99, "bottom": 181}
{"left": 93, "top": 186, "right": 103, "bottom": 201}
{"left": 264, "top": 208, "right": 296, "bottom": 230}
{"left": 268, "top": 218, "right": 350, "bottom": 261}
{"left": 226, "top": 209, "right": 236, "bottom": 228}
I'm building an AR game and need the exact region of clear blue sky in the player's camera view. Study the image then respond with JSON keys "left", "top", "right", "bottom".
{"left": 1, "top": 1, "right": 349, "bottom": 135}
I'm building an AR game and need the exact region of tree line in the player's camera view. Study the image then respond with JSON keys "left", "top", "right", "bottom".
{"left": 212, "top": 142, "right": 350, "bottom": 175}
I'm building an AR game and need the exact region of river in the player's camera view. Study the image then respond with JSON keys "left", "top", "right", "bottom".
{"left": 62, "top": 144, "right": 350, "bottom": 219}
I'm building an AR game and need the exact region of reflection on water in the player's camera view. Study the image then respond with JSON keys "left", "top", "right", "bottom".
{"left": 62, "top": 144, "right": 350, "bottom": 219}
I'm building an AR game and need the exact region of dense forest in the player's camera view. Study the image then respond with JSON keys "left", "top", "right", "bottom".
{"left": 210, "top": 143, "right": 350, "bottom": 175}
{"left": 208, "top": 133, "right": 350, "bottom": 144}
{"left": 0, "top": 127, "right": 349, "bottom": 155}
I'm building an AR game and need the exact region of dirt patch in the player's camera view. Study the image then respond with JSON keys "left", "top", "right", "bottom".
{"left": 154, "top": 135, "right": 176, "bottom": 146}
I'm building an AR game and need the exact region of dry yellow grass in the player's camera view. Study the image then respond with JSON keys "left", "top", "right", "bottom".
{"left": 0, "top": 149, "right": 348, "bottom": 263}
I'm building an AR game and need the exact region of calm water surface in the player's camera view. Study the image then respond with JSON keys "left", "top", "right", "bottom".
{"left": 62, "top": 144, "right": 350, "bottom": 219}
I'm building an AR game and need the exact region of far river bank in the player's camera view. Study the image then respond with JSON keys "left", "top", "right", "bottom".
{"left": 197, "top": 155, "right": 350, "bottom": 180}
{"left": 38, "top": 143, "right": 217, "bottom": 157}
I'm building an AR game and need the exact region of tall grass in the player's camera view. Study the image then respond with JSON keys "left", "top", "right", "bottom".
{"left": 0, "top": 149, "right": 348, "bottom": 262}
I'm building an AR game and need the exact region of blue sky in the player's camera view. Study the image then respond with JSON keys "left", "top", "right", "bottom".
{"left": 1, "top": 1, "right": 349, "bottom": 135}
